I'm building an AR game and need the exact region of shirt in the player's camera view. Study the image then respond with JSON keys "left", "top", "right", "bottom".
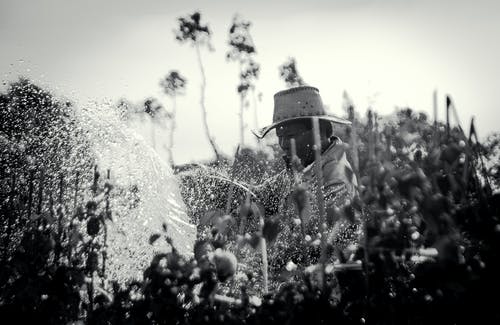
{"left": 255, "top": 137, "right": 360, "bottom": 273}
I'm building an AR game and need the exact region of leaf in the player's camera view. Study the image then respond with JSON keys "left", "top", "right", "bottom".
{"left": 326, "top": 206, "right": 341, "bottom": 227}
{"left": 194, "top": 239, "right": 213, "bottom": 263}
{"left": 248, "top": 233, "right": 261, "bottom": 249}
{"left": 262, "top": 216, "right": 280, "bottom": 243}
{"left": 343, "top": 205, "right": 356, "bottom": 223}
{"left": 440, "top": 144, "right": 461, "bottom": 164}
{"left": 214, "top": 214, "right": 234, "bottom": 234}
{"left": 149, "top": 233, "right": 162, "bottom": 245}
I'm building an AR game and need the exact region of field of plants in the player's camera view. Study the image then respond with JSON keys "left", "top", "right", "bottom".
{"left": 1, "top": 75, "right": 500, "bottom": 325}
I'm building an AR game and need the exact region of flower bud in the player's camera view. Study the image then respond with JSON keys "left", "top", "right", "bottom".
{"left": 212, "top": 249, "right": 237, "bottom": 282}
{"left": 86, "top": 217, "right": 100, "bottom": 237}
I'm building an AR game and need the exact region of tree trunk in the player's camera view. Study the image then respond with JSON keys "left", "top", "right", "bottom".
{"left": 239, "top": 92, "right": 245, "bottom": 147}
{"left": 167, "top": 95, "right": 177, "bottom": 168}
{"left": 195, "top": 43, "right": 221, "bottom": 162}
{"left": 252, "top": 87, "right": 261, "bottom": 148}
{"left": 239, "top": 61, "right": 245, "bottom": 147}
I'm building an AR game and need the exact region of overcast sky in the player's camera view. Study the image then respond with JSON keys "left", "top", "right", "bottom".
{"left": 1, "top": 0, "right": 499, "bottom": 164}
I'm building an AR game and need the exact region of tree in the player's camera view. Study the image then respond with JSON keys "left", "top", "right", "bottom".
{"left": 0, "top": 78, "right": 94, "bottom": 265}
{"left": 226, "top": 14, "right": 260, "bottom": 147}
{"left": 174, "top": 11, "right": 221, "bottom": 161}
{"left": 160, "top": 71, "right": 187, "bottom": 167}
{"left": 116, "top": 98, "right": 140, "bottom": 121}
{"left": 0, "top": 78, "right": 93, "bottom": 173}
{"left": 142, "top": 97, "right": 166, "bottom": 152}
{"left": 279, "top": 57, "right": 305, "bottom": 88}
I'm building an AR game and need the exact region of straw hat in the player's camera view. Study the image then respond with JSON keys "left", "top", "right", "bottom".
{"left": 253, "top": 86, "right": 351, "bottom": 139}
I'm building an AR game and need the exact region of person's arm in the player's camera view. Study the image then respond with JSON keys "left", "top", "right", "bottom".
{"left": 323, "top": 150, "right": 356, "bottom": 200}
{"left": 322, "top": 150, "right": 358, "bottom": 225}
{"left": 322, "top": 149, "right": 363, "bottom": 250}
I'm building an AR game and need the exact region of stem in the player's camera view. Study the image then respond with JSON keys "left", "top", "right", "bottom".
{"left": 238, "top": 193, "right": 251, "bottom": 235}
{"left": 348, "top": 105, "right": 370, "bottom": 307}
{"left": 195, "top": 42, "right": 221, "bottom": 162}
{"left": 36, "top": 169, "right": 45, "bottom": 229}
{"left": 252, "top": 87, "right": 259, "bottom": 133}
{"left": 433, "top": 89, "right": 438, "bottom": 128}
{"left": 239, "top": 61, "right": 245, "bottom": 147}
{"left": 261, "top": 240, "right": 269, "bottom": 294}
{"left": 290, "top": 138, "right": 299, "bottom": 183}
{"left": 450, "top": 97, "right": 465, "bottom": 136}
{"left": 374, "top": 112, "right": 379, "bottom": 159}
{"left": 68, "top": 171, "right": 79, "bottom": 261}
{"left": 367, "top": 110, "right": 375, "bottom": 162}
{"left": 74, "top": 172, "right": 79, "bottom": 212}
{"left": 290, "top": 138, "right": 306, "bottom": 238}
{"left": 348, "top": 105, "right": 360, "bottom": 181}
{"left": 225, "top": 146, "right": 241, "bottom": 215}
{"left": 27, "top": 170, "right": 34, "bottom": 221}
{"left": 259, "top": 212, "right": 269, "bottom": 294}
{"left": 3, "top": 173, "right": 16, "bottom": 260}
{"left": 446, "top": 95, "right": 450, "bottom": 140}
{"left": 312, "top": 117, "right": 327, "bottom": 290}
{"left": 92, "top": 165, "right": 98, "bottom": 196}
{"left": 54, "top": 173, "right": 64, "bottom": 264}
{"left": 88, "top": 271, "right": 94, "bottom": 313}
{"left": 55, "top": 203, "right": 63, "bottom": 265}
{"left": 37, "top": 169, "right": 45, "bottom": 214}
{"left": 252, "top": 88, "right": 261, "bottom": 148}
{"left": 59, "top": 172, "right": 64, "bottom": 203}
{"left": 433, "top": 90, "right": 440, "bottom": 145}
{"left": 385, "top": 127, "right": 392, "bottom": 161}
{"left": 231, "top": 188, "right": 249, "bottom": 295}
{"left": 46, "top": 191, "right": 53, "bottom": 232}
{"left": 102, "top": 169, "right": 110, "bottom": 286}
{"left": 240, "top": 92, "right": 245, "bottom": 147}
{"left": 168, "top": 95, "right": 177, "bottom": 168}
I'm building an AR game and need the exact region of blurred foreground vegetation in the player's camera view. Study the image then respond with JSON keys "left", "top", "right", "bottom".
{"left": 1, "top": 78, "right": 500, "bottom": 324}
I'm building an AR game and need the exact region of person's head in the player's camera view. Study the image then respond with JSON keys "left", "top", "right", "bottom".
{"left": 252, "top": 86, "right": 351, "bottom": 165}
{"left": 276, "top": 119, "right": 333, "bottom": 167}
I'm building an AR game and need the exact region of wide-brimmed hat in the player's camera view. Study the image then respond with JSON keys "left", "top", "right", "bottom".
{"left": 252, "top": 86, "right": 351, "bottom": 139}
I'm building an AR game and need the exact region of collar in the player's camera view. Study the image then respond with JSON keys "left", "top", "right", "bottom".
{"left": 301, "top": 136, "right": 341, "bottom": 173}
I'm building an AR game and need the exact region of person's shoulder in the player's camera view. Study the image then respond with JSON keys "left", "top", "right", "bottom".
{"left": 322, "top": 136, "right": 347, "bottom": 163}
{"left": 322, "top": 136, "right": 358, "bottom": 188}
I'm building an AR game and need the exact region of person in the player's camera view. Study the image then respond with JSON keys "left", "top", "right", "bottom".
{"left": 252, "top": 86, "right": 360, "bottom": 273}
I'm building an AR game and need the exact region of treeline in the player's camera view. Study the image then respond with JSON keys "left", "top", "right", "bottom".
{"left": 118, "top": 11, "right": 311, "bottom": 167}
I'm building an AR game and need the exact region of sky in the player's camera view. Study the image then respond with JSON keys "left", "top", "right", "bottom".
{"left": 1, "top": 0, "right": 499, "bottom": 164}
